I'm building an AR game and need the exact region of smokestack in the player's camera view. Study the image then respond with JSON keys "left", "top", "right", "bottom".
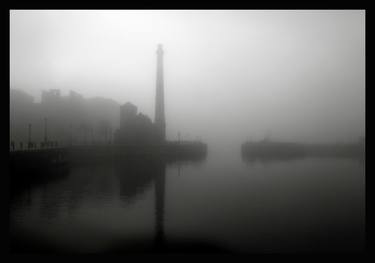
{"left": 155, "top": 44, "right": 166, "bottom": 143}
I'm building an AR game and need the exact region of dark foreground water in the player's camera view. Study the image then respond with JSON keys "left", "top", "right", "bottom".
{"left": 10, "top": 148, "right": 365, "bottom": 254}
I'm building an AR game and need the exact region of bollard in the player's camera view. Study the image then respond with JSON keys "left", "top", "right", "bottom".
{"left": 44, "top": 118, "right": 48, "bottom": 143}
{"left": 28, "top": 123, "right": 32, "bottom": 148}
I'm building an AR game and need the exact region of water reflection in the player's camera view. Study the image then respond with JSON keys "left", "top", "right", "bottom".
{"left": 242, "top": 152, "right": 365, "bottom": 166}
{"left": 114, "top": 158, "right": 167, "bottom": 248}
{"left": 10, "top": 153, "right": 216, "bottom": 253}
{"left": 154, "top": 161, "right": 166, "bottom": 248}
{"left": 10, "top": 151, "right": 364, "bottom": 254}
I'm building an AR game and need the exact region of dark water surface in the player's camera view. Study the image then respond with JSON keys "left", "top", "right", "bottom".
{"left": 10, "top": 148, "right": 365, "bottom": 254}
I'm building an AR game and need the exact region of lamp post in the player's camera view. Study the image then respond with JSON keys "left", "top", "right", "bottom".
{"left": 44, "top": 118, "right": 48, "bottom": 144}
{"left": 28, "top": 123, "right": 32, "bottom": 150}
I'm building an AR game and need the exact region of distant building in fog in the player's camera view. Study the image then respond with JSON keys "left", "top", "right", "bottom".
{"left": 10, "top": 44, "right": 168, "bottom": 147}
{"left": 114, "top": 102, "right": 158, "bottom": 145}
{"left": 10, "top": 89, "right": 120, "bottom": 146}
{"left": 41, "top": 89, "right": 61, "bottom": 105}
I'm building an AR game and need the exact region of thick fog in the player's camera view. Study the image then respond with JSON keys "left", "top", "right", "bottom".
{"left": 10, "top": 10, "right": 365, "bottom": 148}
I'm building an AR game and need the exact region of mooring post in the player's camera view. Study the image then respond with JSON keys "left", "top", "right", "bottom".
{"left": 28, "top": 123, "right": 32, "bottom": 150}
{"left": 44, "top": 117, "right": 48, "bottom": 144}
{"left": 70, "top": 123, "right": 72, "bottom": 146}
{"left": 109, "top": 127, "right": 112, "bottom": 145}
{"left": 91, "top": 127, "right": 94, "bottom": 145}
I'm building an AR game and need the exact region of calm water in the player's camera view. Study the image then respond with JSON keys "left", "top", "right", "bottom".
{"left": 10, "top": 147, "right": 365, "bottom": 253}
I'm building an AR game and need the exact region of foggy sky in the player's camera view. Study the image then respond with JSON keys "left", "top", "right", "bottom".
{"left": 10, "top": 10, "right": 365, "bottom": 147}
